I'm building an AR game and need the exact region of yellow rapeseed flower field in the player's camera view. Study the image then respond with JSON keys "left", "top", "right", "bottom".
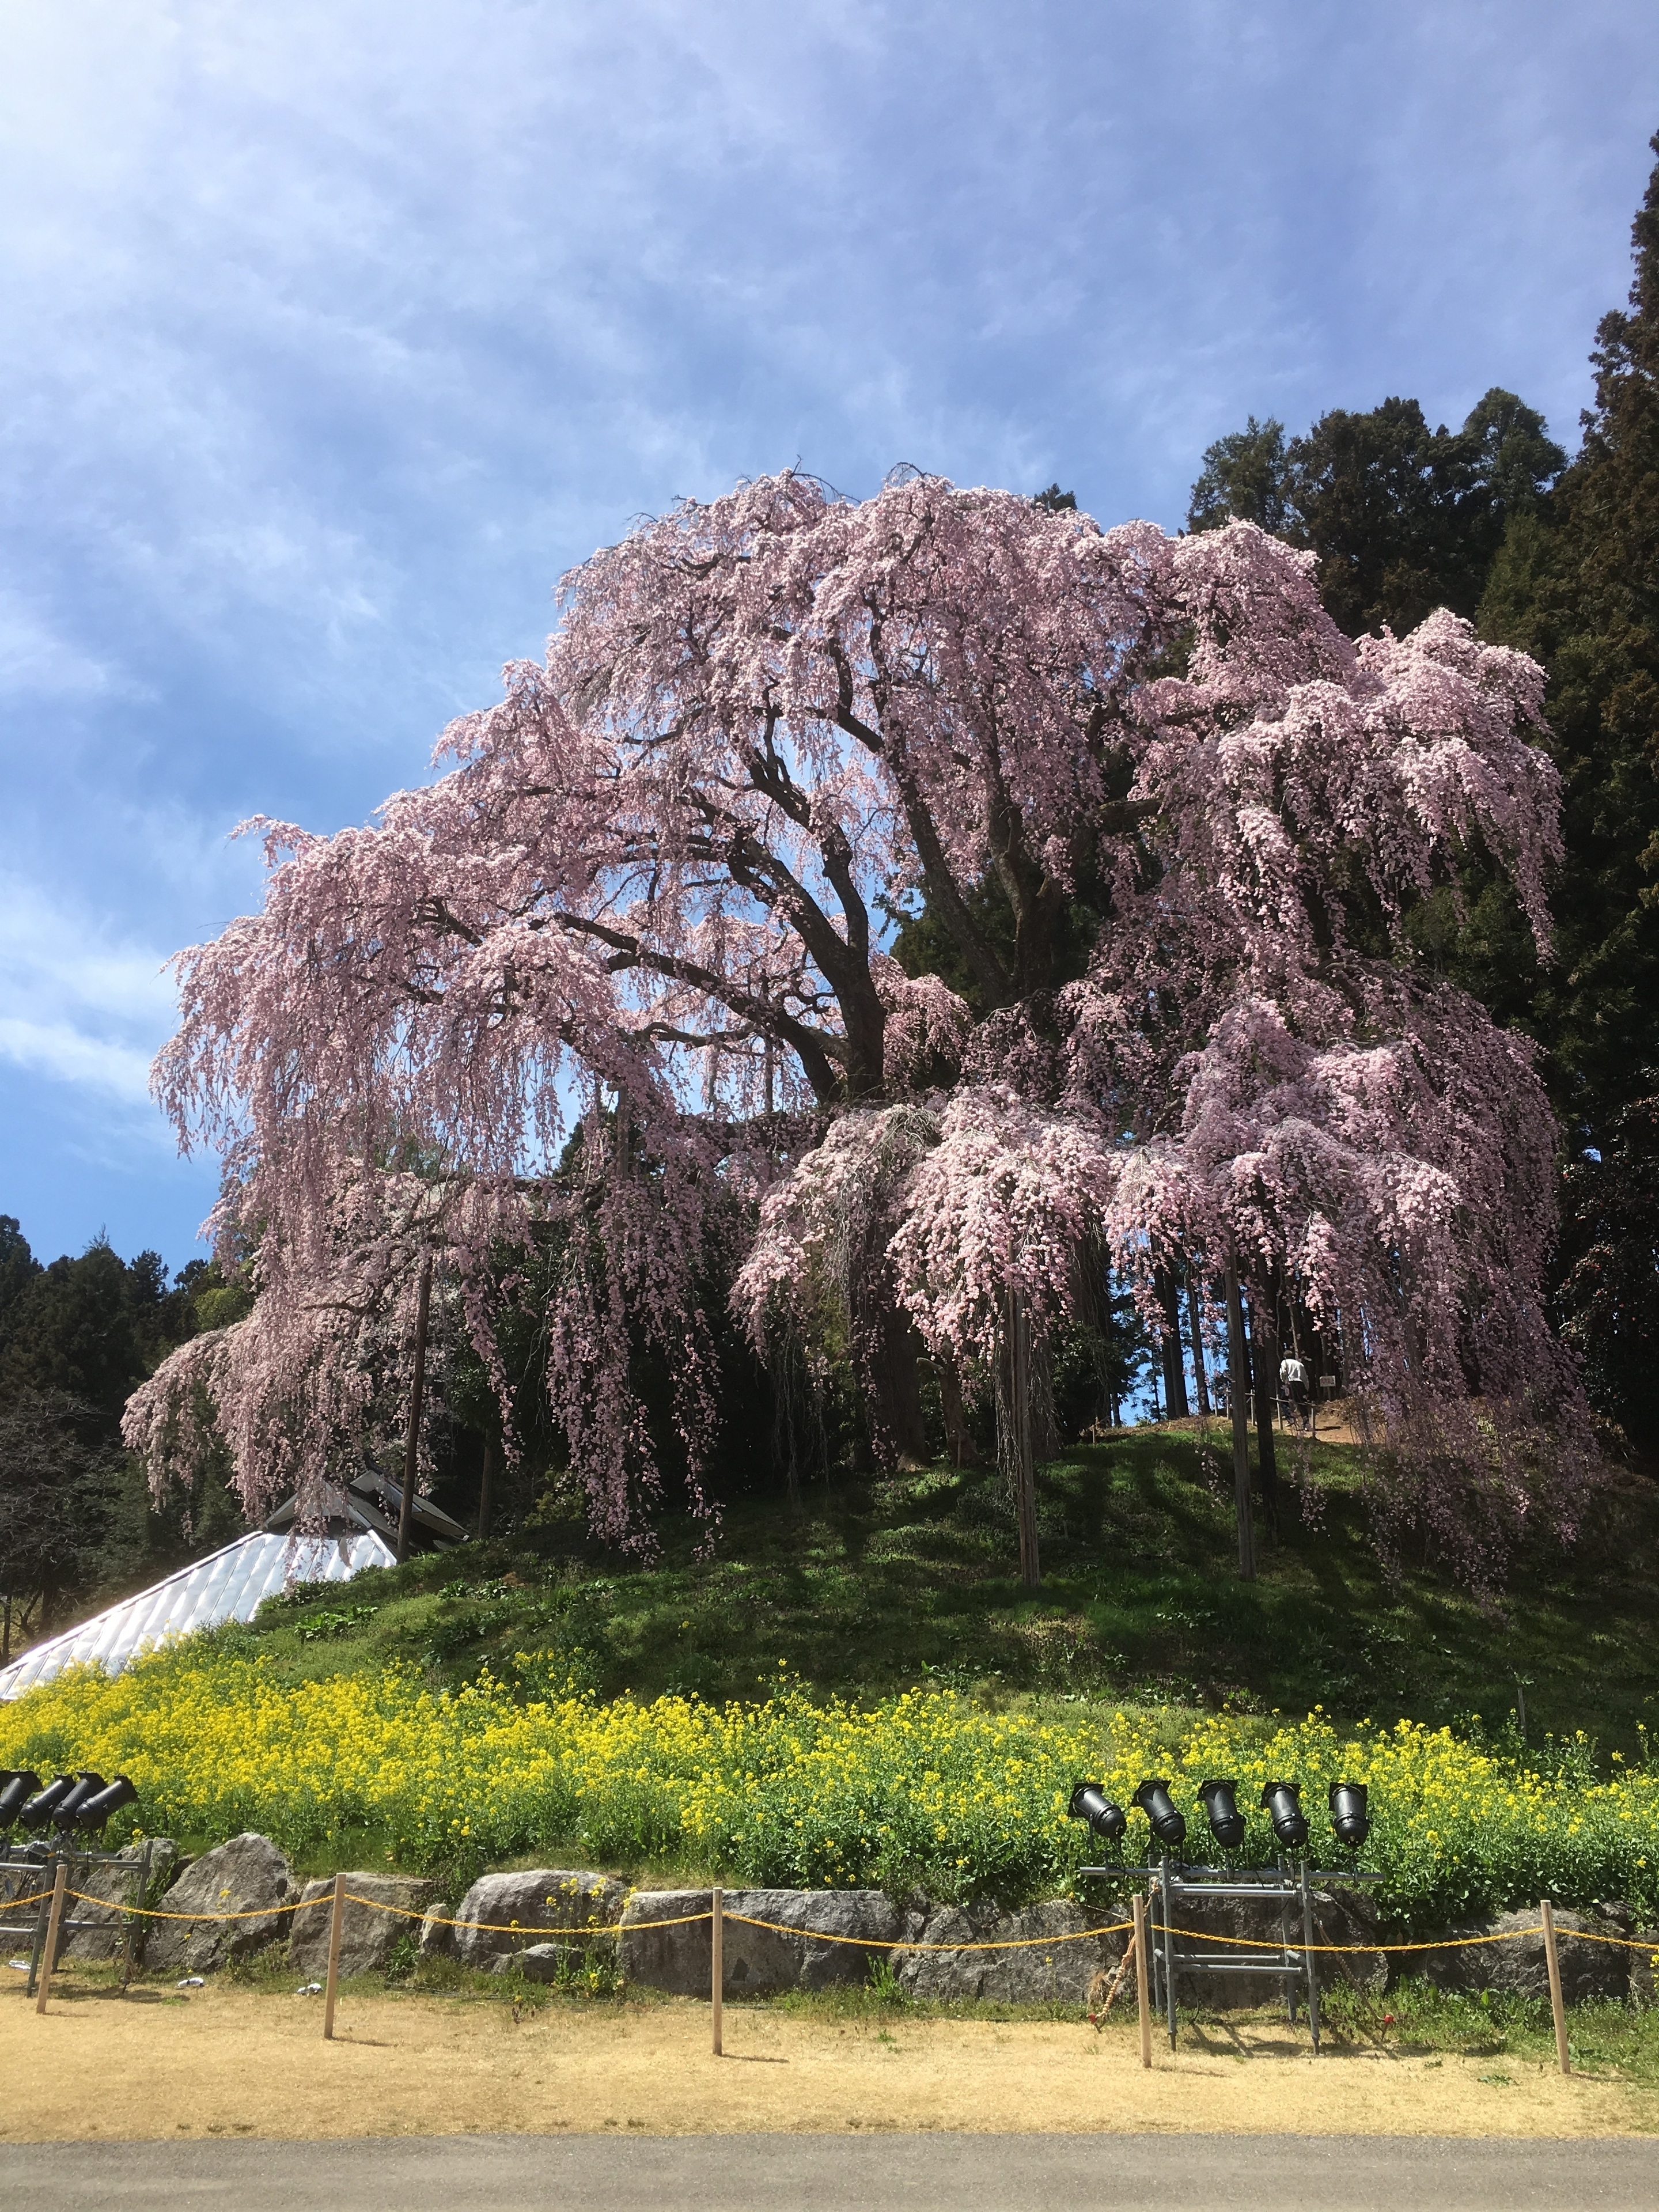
{"left": 2, "top": 1644, "right": 1654, "bottom": 1922}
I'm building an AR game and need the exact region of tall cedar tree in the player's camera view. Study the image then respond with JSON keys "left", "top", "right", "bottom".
{"left": 1478, "top": 136, "right": 1659, "bottom": 1153}
{"left": 0, "top": 1219, "right": 244, "bottom": 1638}
{"left": 1479, "top": 138, "right": 1659, "bottom": 1453}
{"left": 1189, "top": 392, "right": 1563, "bottom": 639}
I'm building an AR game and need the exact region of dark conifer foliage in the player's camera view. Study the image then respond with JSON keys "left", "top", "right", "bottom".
{"left": 1189, "top": 390, "right": 1563, "bottom": 637}
{"left": 1479, "top": 135, "right": 1659, "bottom": 1154}
{"left": 0, "top": 1218, "right": 246, "bottom": 1646}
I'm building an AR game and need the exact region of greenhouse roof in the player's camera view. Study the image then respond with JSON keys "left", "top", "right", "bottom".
{"left": 0, "top": 1527, "right": 394, "bottom": 1702}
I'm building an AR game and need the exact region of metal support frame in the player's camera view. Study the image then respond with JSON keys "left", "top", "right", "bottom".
{"left": 1, "top": 1840, "right": 154, "bottom": 1994}
{"left": 1081, "top": 1856, "right": 1380, "bottom": 2052}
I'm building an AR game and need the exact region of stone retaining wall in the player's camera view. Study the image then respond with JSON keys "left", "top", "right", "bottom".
{"left": 109, "top": 1836, "right": 1657, "bottom": 2006}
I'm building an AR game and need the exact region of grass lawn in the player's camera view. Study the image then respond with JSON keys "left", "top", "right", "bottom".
{"left": 239, "top": 1423, "right": 1659, "bottom": 1756}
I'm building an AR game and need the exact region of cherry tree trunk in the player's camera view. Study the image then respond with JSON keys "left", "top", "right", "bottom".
{"left": 1225, "top": 1264, "right": 1256, "bottom": 1582}
{"left": 858, "top": 1292, "right": 930, "bottom": 1469}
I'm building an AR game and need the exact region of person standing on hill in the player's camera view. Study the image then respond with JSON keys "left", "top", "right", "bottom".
{"left": 1279, "top": 1353, "right": 1310, "bottom": 1431}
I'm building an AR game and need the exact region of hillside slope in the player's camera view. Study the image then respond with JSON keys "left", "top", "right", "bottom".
{"left": 239, "top": 1427, "right": 1658, "bottom": 1753}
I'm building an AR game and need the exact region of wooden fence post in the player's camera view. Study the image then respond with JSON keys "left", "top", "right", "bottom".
{"left": 34, "top": 1860, "right": 67, "bottom": 2015}
{"left": 1132, "top": 1892, "right": 1152, "bottom": 2069}
{"left": 711, "top": 1885, "right": 724, "bottom": 2056}
{"left": 1541, "top": 1899, "right": 1570, "bottom": 2075}
{"left": 323, "top": 1872, "right": 346, "bottom": 2041}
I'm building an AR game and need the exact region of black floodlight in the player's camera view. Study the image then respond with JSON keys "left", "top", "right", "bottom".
{"left": 72, "top": 1776, "right": 138, "bottom": 1832}
{"left": 1134, "top": 1778, "right": 1188, "bottom": 1851}
{"left": 1068, "top": 1781, "right": 1127, "bottom": 1842}
{"left": 0, "top": 1770, "right": 39, "bottom": 1826}
{"left": 50, "top": 1773, "right": 107, "bottom": 1829}
{"left": 1260, "top": 1779, "right": 1309, "bottom": 1849}
{"left": 0, "top": 1770, "right": 40, "bottom": 1828}
{"left": 19, "top": 1775, "right": 77, "bottom": 1830}
{"left": 1329, "top": 1779, "right": 1370, "bottom": 1849}
{"left": 1198, "top": 1777, "right": 1247, "bottom": 1850}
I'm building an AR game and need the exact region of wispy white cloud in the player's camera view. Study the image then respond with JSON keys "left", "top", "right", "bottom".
{"left": 0, "top": 883, "right": 176, "bottom": 1111}
{"left": 0, "top": 593, "right": 137, "bottom": 702}
{"left": 0, "top": 1017, "right": 156, "bottom": 1105}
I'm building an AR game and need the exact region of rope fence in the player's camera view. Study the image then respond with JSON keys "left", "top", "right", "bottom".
{"left": 15, "top": 1876, "right": 1656, "bottom": 2076}
{"left": 20, "top": 1885, "right": 1659, "bottom": 1955}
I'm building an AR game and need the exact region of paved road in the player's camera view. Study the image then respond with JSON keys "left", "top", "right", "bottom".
{"left": 2, "top": 2134, "right": 1655, "bottom": 2210}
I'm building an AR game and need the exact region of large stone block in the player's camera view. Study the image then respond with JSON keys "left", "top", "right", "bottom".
{"left": 289, "top": 1874, "right": 437, "bottom": 1979}
{"left": 56, "top": 1840, "right": 180, "bottom": 1961}
{"left": 449, "top": 1869, "right": 627, "bottom": 1970}
{"left": 491, "top": 1943, "right": 570, "bottom": 1983}
{"left": 418, "top": 1904, "right": 456, "bottom": 1960}
{"left": 620, "top": 1888, "right": 911, "bottom": 1996}
{"left": 143, "top": 1834, "right": 295, "bottom": 1973}
{"left": 896, "top": 1899, "right": 1125, "bottom": 2005}
{"left": 1407, "top": 1908, "right": 1632, "bottom": 2005}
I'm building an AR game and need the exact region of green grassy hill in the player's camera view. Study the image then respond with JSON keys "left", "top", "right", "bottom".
{"left": 241, "top": 1426, "right": 1659, "bottom": 1755}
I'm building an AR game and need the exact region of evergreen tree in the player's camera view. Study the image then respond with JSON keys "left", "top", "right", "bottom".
{"left": 0, "top": 1223, "right": 246, "bottom": 1643}
{"left": 1188, "top": 391, "right": 1563, "bottom": 637}
{"left": 1479, "top": 135, "right": 1659, "bottom": 1153}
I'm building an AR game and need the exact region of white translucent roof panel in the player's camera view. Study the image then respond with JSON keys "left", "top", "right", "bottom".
{"left": 0, "top": 1529, "right": 396, "bottom": 1701}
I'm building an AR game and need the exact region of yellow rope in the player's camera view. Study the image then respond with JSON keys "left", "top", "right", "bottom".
{"left": 64, "top": 1891, "right": 309, "bottom": 1922}
{"left": 1153, "top": 1919, "right": 1535, "bottom": 1954}
{"left": 0, "top": 1888, "right": 54, "bottom": 1911}
{"left": 370, "top": 1900, "right": 717, "bottom": 1937}
{"left": 721, "top": 1912, "right": 1137, "bottom": 1951}
{"left": 53, "top": 1885, "right": 1659, "bottom": 1961}
{"left": 1547, "top": 1926, "right": 1659, "bottom": 1954}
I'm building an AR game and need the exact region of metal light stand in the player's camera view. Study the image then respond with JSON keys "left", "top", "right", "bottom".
{"left": 1082, "top": 1855, "right": 1380, "bottom": 2051}
{"left": 1, "top": 1838, "right": 155, "bottom": 1994}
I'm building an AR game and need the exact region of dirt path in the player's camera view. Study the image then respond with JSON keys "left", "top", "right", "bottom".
{"left": 4, "top": 1976, "right": 1653, "bottom": 2141}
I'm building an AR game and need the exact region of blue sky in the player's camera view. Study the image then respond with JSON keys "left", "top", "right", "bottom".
{"left": 3, "top": 0, "right": 1656, "bottom": 1275}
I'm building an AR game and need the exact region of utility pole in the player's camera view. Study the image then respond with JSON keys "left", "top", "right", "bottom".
{"left": 396, "top": 1256, "right": 434, "bottom": 1564}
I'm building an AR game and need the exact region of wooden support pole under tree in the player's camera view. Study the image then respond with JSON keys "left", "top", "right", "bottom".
{"left": 711, "top": 1884, "right": 724, "bottom": 2056}
{"left": 34, "top": 1859, "right": 66, "bottom": 2014}
{"left": 1132, "top": 1892, "right": 1152, "bottom": 2068}
{"left": 1007, "top": 1286, "right": 1041, "bottom": 1590}
{"left": 1247, "top": 1281, "right": 1279, "bottom": 1535}
{"left": 1225, "top": 1264, "right": 1255, "bottom": 1582}
{"left": 1187, "top": 1277, "right": 1210, "bottom": 1417}
{"left": 395, "top": 1255, "right": 434, "bottom": 1564}
{"left": 1541, "top": 1899, "right": 1570, "bottom": 2074}
{"left": 323, "top": 1871, "right": 346, "bottom": 2041}
{"left": 476, "top": 1433, "right": 496, "bottom": 1541}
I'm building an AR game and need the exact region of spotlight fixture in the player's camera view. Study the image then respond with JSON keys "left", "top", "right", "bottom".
{"left": 1068, "top": 1781, "right": 1127, "bottom": 1842}
{"left": 50, "top": 1773, "right": 108, "bottom": 1830}
{"left": 1134, "top": 1778, "right": 1188, "bottom": 1851}
{"left": 72, "top": 1776, "right": 138, "bottom": 1832}
{"left": 1198, "top": 1777, "right": 1246, "bottom": 1850}
{"left": 1260, "top": 1779, "right": 1309, "bottom": 1849}
{"left": 1329, "top": 1780, "right": 1370, "bottom": 1849}
{"left": 0, "top": 1770, "right": 41, "bottom": 1829}
{"left": 18, "top": 1775, "right": 77, "bottom": 1830}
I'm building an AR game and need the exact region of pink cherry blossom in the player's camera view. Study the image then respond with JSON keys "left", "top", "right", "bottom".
{"left": 124, "top": 476, "right": 1588, "bottom": 1580}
